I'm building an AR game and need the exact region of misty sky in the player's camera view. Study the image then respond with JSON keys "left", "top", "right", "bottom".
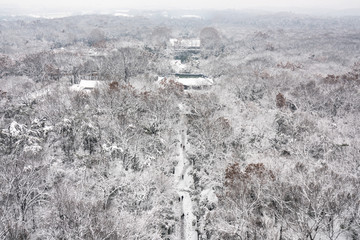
{"left": 1, "top": 0, "right": 360, "bottom": 11}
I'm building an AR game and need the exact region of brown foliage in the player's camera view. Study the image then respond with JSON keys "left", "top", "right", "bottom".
{"left": 277, "top": 61, "right": 303, "bottom": 71}
{"left": 224, "top": 162, "right": 241, "bottom": 186}
{"left": 159, "top": 78, "right": 184, "bottom": 97}
{"left": 323, "top": 62, "right": 360, "bottom": 84}
{"left": 0, "top": 89, "right": 7, "bottom": 99}
{"left": 254, "top": 31, "right": 270, "bottom": 39}
{"left": 140, "top": 90, "right": 151, "bottom": 100}
{"left": 109, "top": 81, "right": 119, "bottom": 91}
{"left": 225, "top": 162, "right": 275, "bottom": 188}
{"left": 323, "top": 72, "right": 359, "bottom": 84}
{"left": 276, "top": 93, "right": 286, "bottom": 108}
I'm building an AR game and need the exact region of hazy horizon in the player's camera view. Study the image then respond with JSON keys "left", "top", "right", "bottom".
{"left": 1, "top": 0, "right": 360, "bottom": 16}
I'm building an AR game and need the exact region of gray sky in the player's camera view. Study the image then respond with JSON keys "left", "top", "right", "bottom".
{"left": 1, "top": 0, "right": 360, "bottom": 11}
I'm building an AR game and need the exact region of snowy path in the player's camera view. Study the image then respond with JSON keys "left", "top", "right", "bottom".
{"left": 174, "top": 104, "right": 198, "bottom": 240}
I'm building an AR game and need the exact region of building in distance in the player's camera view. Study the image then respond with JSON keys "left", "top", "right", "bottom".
{"left": 70, "top": 80, "right": 103, "bottom": 92}
{"left": 158, "top": 73, "right": 213, "bottom": 90}
{"left": 169, "top": 38, "right": 201, "bottom": 51}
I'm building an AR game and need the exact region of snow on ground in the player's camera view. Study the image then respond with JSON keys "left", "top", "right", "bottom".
{"left": 181, "top": 15, "right": 202, "bottom": 19}
{"left": 174, "top": 103, "right": 198, "bottom": 240}
{"left": 170, "top": 60, "right": 187, "bottom": 73}
{"left": 200, "top": 188, "right": 218, "bottom": 206}
{"left": 113, "top": 13, "right": 134, "bottom": 17}
{"left": 27, "top": 12, "right": 73, "bottom": 19}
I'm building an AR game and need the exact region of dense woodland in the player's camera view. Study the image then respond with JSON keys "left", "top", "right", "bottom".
{"left": 1, "top": 10, "right": 360, "bottom": 239}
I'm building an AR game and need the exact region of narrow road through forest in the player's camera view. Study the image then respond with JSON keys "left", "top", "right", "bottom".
{"left": 174, "top": 103, "right": 198, "bottom": 240}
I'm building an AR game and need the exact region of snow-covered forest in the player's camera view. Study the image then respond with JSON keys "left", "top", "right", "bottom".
{"left": 1, "top": 10, "right": 360, "bottom": 239}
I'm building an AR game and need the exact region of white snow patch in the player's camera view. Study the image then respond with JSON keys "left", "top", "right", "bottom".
{"left": 200, "top": 188, "right": 218, "bottom": 205}
{"left": 102, "top": 143, "right": 123, "bottom": 153}
{"left": 9, "top": 121, "right": 25, "bottom": 137}
{"left": 170, "top": 60, "right": 187, "bottom": 72}
{"left": 114, "top": 13, "right": 134, "bottom": 17}
{"left": 27, "top": 12, "right": 72, "bottom": 19}
{"left": 181, "top": 15, "right": 202, "bottom": 19}
{"left": 24, "top": 144, "right": 43, "bottom": 154}
{"left": 43, "top": 126, "right": 53, "bottom": 134}
{"left": 70, "top": 80, "right": 103, "bottom": 92}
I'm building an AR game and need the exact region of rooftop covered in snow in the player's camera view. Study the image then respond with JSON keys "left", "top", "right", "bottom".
{"left": 158, "top": 73, "right": 213, "bottom": 89}
{"left": 169, "top": 38, "right": 201, "bottom": 50}
{"left": 70, "top": 80, "right": 103, "bottom": 92}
